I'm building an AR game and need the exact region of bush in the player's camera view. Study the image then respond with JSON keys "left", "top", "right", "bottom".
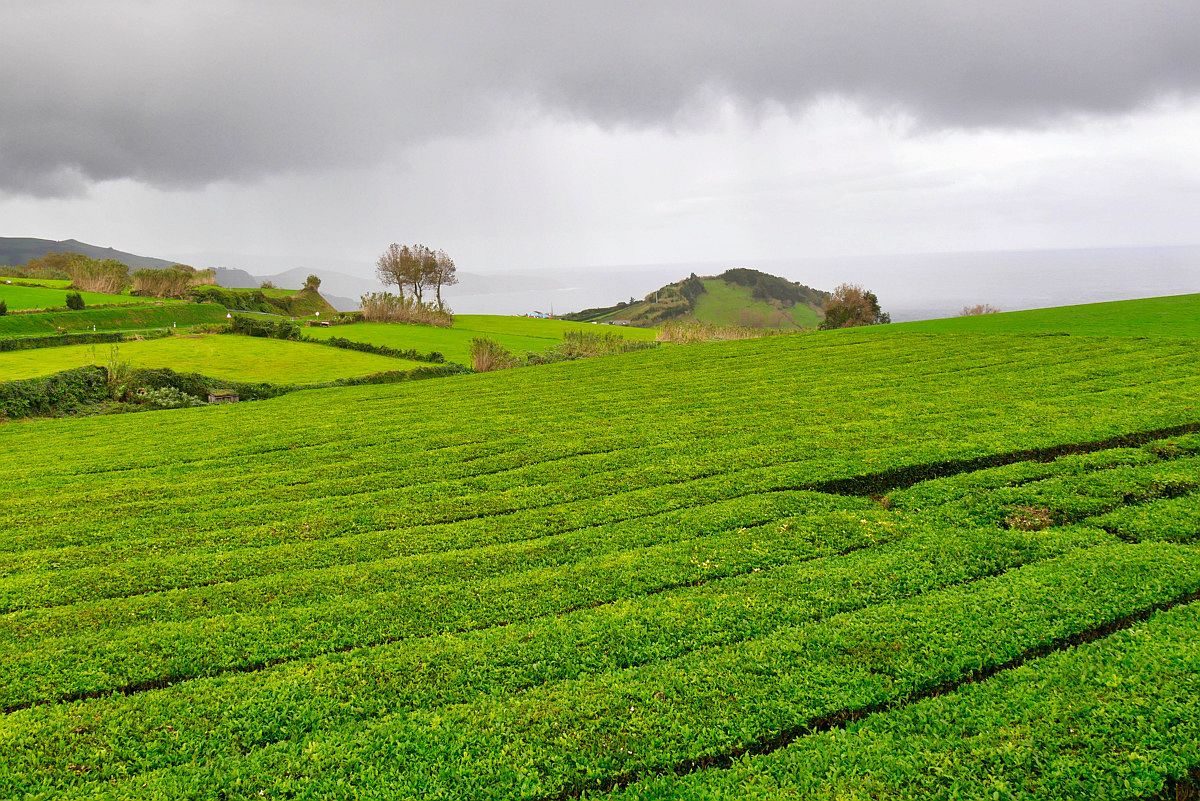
{"left": 0, "top": 366, "right": 109, "bottom": 419}
{"left": 657, "top": 321, "right": 784, "bottom": 343}
{"left": 230, "top": 315, "right": 300, "bottom": 340}
{"left": 134, "top": 385, "right": 206, "bottom": 409}
{"left": 65, "top": 292, "right": 85, "bottom": 310}
{"left": 66, "top": 258, "right": 130, "bottom": 294}
{"left": 132, "top": 265, "right": 214, "bottom": 298}
{"left": 470, "top": 338, "right": 519, "bottom": 372}
{"left": 960, "top": 304, "right": 1001, "bottom": 316}
{"left": 819, "top": 283, "right": 890, "bottom": 329}
{"left": 360, "top": 292, "right": 452, "bottom": 326}
{"left": 0, "top": 299, "right": 6, "bottom": 316}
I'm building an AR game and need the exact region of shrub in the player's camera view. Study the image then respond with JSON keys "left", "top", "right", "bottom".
{"left": 65, "top": 292, "right": 85, "bottom": 310}
{"left": 360, "top": 292, "right": 453, "bottom": 326}
{"left": 134, "top": 385, "right": 206, "bottom": 409}
{"left": 547, "top": 331, "right": 658, "bottom": 360}
{"left": 960, "top": 304, "right": 1002, "bottom": 316}
{"left": 230, "top": 315, "right": 300, "bottom": 340}
{"left": 0, "top": 366, "right": 109, "bottom": 419}
{"left": 132, "top": 265, "right": 213, "bottom": 298}
{"left": 819, "top": 283, "right": 890, "bottom": 329}
{"left": 66, "top": 258, "right": 130, "bottom": 294}
{"left": 470, "top": 338, "right": 518, "bottom": 372}
{"left": 657, "top": 321, "right": 783, "bottom": 343}
{"left": 0, "top": 299, "right": 6, "bottom": 316}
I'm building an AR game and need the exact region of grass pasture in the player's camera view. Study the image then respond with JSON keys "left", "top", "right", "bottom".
{"left": 305, "top": 314, "right": 658, "bottom": 364}
{"left": 2, "top": 301, "right": 1200, "bottom": 798}
{"left": 0, "top": 282, "right": 144, "bottom": 312}
{"left": 0, "top": 333, "right": 424, "bottom": 384}
{"left": 0, "top": 276, "right": 73, "bottom": 289}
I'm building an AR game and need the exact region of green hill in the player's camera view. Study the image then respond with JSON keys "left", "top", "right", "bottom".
{"left": 2, "top": 294, "right": 1200, "bottom": 797}
{"left": 565, "top": 268, "right": 828, "bottom": 328}
{"left": 0, "top": 237, "right": 176, "bottom": 271}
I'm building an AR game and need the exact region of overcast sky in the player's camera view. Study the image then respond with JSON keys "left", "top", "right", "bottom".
{"left": 1, "top": 1, "right": 1199, "bottom": 276}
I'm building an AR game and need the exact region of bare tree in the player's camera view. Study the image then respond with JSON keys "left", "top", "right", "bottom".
{"left": 376, "top": 243, "right": 412, "bottom": 298}
{"left": 431, "top": 249, "right": 458, "bottom": 310}
{"left": 959, "top": 303, "right": 1001, "bottom": 316}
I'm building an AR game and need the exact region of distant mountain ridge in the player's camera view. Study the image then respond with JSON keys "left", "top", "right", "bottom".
{"left": 565, "top": 268, "right": 830, "bottom": 328}
{"left": 0, "top": 237, "right": 178, "bottom": 270}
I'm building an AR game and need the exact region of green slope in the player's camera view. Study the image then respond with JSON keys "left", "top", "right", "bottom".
{"left": 305, "top": 314, "right": 658, "bottom": 364}
{"left": 689, "top": 279, "right": 821, "bottom": 328}
{"left": 0, "top": 303, "right": 228, "bottom": 338}
{"left": 884, "top": 292, "right": 1200, "bottom": 338}
{"left": 2, "top": 296, "right": 1200, "bottom": 797}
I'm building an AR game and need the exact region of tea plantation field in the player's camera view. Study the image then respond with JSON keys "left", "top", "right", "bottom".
{"left": 0, "top": 334, "right": 423, "bottom": 384}
{"left": 304, "top": 314, "right": 657, "bottom": 364}
{"left": 1, "top": 308, "right": 1199, "bottom": 798}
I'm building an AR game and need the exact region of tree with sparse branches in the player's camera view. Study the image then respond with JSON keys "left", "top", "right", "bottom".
{"left": 959, "top": 303, "right": 1001, "bottom": 316}
{"left": 818, "top": 283, "right": 890, "bottom": 329}
{"left": 376, "top": 243, "right": 457, "bottom": 310}
{"left": 431, "top": 249, "right": 457, "bottom": 311}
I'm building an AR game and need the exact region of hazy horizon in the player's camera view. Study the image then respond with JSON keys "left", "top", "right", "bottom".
{"left": 3, "top": 3, "right": 1200, "bottom": 293}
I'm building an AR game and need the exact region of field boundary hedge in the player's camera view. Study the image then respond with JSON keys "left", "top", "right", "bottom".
{"left": 299, "top": 334, "right": 446, "bottom": 364}
{"left": 0, "top": 363, "right": 469, "bottom": 420}
{"left": 0, "top": 329, "right": 173, "bottom": 352}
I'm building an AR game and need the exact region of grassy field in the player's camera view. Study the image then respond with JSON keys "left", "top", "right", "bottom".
{"left": 0, "top": 276, "right": 73, "bottom": 289}
{"left": 0, "top": 283, "right": 145, "bottom": 311}
{"left": 0, "top": 303, "right": 228, "bottom": 338}
{"left": 1, "top": 296, "right": 1199, "bottom": 798}
{"left": 0, "top": 334, "right": 423, "bottom": 384}
{"left": 305, "top": 314, "right": 658, "bottom": 363}
{"left": 884, "top": 292, "right": 1200, "bottom": 337}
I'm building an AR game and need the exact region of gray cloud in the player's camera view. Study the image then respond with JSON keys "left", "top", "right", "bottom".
{"left": 3, "top": 1, "right": 1199, "bottom": 195}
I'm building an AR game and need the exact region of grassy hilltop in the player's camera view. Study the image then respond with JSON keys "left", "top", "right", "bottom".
{"left": 0, "top": 294, "right": 1199, "bottom": 798}
{"left": 565, "top": 267, "right": 828, "bottom": 328}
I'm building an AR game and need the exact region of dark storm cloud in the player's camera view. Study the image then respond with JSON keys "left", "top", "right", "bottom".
{"left": 3, "top": 0, "right": 1198, "bottom": 195}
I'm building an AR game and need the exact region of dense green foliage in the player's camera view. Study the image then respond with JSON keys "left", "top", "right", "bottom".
{"left": 230, "top": 314, "right": 301, "bottom": 340}
{"left": 1, "top": 306, "right": 1200, "bottom": 797}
